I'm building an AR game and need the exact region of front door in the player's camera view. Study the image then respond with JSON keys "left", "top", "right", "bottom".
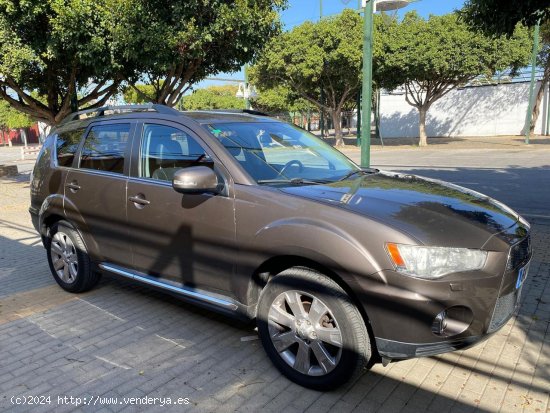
{"left": 126, "top": 121, "right": 236, "bottom": 295}
{"left": 64, "top": 121, "right": 134, "bottom": 267}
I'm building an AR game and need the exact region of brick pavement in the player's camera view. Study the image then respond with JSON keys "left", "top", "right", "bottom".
{"left": 1, "top": 175, "right": 549, "bottom": 413}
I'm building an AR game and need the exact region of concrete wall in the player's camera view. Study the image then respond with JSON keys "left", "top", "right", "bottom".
{"left": 379, "top": 81, "right": 549, "bottom": 138}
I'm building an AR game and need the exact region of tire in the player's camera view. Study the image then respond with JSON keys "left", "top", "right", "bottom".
{"left": 257, "top": 267, "right": 371, "bottom": 390}
{"left": 46, "top": 220, "right": 99, "bottom": 293}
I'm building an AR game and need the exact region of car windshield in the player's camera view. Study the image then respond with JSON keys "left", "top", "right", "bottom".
{"left": 206, "top": 122, "right": 360, "bottom": 184}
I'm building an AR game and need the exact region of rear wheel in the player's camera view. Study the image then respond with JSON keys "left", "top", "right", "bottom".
{"left": 257, "top": 267, "right": 371, "bottom": 390}
{"left": 46, "top": 221, "right": 99, "bottom": 293}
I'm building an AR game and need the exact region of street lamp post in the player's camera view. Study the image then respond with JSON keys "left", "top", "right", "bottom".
{"left": 360, "top": 0, "right": 375, "bottom": 168}
{"left": 360, "top": 0, "right": 411, "bottom": 168}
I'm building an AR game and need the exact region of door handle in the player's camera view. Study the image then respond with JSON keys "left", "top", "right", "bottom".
{"left": 128, "top": 195, "right": 150, "bottom": 206}
{"left": 66, "top": 181, "right": 81, "bottom": 192}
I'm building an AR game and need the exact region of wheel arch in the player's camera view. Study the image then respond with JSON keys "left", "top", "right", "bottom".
{"left": 248, "top": 254, "right": 380, "bottom": 360}
{"left": 40, "top": 212, "right": 94, "bottom": 261}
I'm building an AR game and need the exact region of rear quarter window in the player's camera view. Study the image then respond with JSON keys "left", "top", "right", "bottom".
{"left": 56, "top": 128, "right": 85, "bottom": 167}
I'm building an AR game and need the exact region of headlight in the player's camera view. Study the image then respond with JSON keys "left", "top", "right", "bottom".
{"left": 386, "top": 243, "right": 488, "bottom": 279}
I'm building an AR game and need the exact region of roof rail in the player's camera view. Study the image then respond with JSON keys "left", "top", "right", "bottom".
{"left": 242, "top": 109, "right": 269, "bottom": 116}
{"left": 193, "top": 109, "right": 269, "bottom": 116}
{"left": 59, "top": 103, "right": 181, "bottom": 125}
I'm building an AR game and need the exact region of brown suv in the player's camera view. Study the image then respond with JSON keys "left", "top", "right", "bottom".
{"left": 30, "top": 104, "right": 532, "bottom": 390}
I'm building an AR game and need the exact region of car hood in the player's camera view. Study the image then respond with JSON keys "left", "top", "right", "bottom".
{"left": 280, "top": 171, "right": 519, "bottom": 248}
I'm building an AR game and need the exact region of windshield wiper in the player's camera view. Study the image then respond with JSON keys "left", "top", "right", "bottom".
{"left": 257, "top": 178, "right": 330, "bottom": 186}
{"left": 338, "top": 168, "right": 377, "bottom": 181}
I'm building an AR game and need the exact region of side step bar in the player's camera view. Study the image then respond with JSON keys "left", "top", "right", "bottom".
{"left": 99, "top": 263, "right": 238, "bottom": 311}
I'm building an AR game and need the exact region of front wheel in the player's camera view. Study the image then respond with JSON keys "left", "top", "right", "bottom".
{"left": 257, "top": 268, "right": 371, "bottom": 390}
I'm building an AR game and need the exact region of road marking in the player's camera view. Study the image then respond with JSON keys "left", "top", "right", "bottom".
{"left": 155, "top": 334, "right": 186, "bottom": 349}
{"left": 522, "top": 213, "right": 550, "bottom": 220}
{"left": 95, "top": 356, "right": 132, "bottom": 370}
{"left": 78, "top": 298, "right": 126, "bottom": 321}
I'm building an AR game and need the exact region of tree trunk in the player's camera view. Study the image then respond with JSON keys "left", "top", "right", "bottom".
{"left": 530, "top": 68, "right": 550, "bottom": 135}
{"left": 418, "top": 106, "right": 428, "bottom": 147}
{"left": 331, "top": 109, "right": 344, "bottom": 146}
{"left": 20, "top": 129, "right": 28, "bottom": 146}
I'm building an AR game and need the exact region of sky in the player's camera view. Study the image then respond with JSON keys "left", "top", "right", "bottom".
{"left": 281, "top": 0, "right": 465, "bottom": 30}
{"left": 197, "top": 0, "right": 466, "bottom": 88}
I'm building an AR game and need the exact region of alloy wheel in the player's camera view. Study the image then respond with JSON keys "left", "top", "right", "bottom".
{"left": 50, "top": 232, "right": 78, "bottom": 283}
{"left": 267, "top": 290, "right": 343, "bottom": 376}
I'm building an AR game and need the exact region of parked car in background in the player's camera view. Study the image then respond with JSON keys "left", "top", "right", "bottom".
{"left": 30, "top": 104, "right": 531, "bottom": 389}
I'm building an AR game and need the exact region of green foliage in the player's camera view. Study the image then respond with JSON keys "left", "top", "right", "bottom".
{"left": 461, "top": 2, "right": 550, "bottom": 134}
{"left": 377, "top": 12, "right": 532, "bottom": 145}
{"left": 0, "top": 100, "right": 33, "bottom": 129}
{"left": 118, "top": 0, "right": 286, "bottom": 106}
{"left": 123, "top": 84, "right": 159, "bottom": 104}
{"left": 537, "top": 21, "right": 550, "bottom": 68}
{"left": 252, "top": 85, "right": 315, "bottom": 115}
{"left": 179, "top": 85, "right": 245, "bottom": 110}
{"left": 250, "top": 9, "right": 367, "bottom": 145}
{"left": 461, "top": 0, "right": 549, "bottom": 35}
{"left": 379, "top": 12, "right": 531, "bottom": 91}
{"left": 0, "top": 0, "right": 134, "bottom": 124}
{"left": 0, "top": 0, "right": 285, "bottom": 123}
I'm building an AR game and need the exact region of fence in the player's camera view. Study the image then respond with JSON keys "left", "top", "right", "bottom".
{"left": 0, "top": 124, "right": 40, "bottom": 146}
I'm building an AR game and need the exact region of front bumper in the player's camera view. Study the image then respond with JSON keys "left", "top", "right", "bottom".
{"left": 359, "top": 241, "right": 530, "bottom": 360}
{"left": 375, "top": 334, "right": 491, "bottom": 359}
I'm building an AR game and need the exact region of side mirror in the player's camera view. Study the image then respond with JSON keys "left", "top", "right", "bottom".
{"left": 172, "top": 166, "right": 219, "bottom": 194}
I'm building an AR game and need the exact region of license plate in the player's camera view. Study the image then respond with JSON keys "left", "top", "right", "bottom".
{"left": 516, "top": 263, "right": 530, "bottom": 289}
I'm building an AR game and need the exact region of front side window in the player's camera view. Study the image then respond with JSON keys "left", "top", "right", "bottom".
{"left": 140, "top": 124, "right": 211, "bottom": 181}
{"left": 56, "top": 128, "right": 85, "bottom": 167}
{"left": 206, "top": 122, "right": 358, "bottom": 184}
{"left": 79, "top": 124, "right": 130, "bottom": 174}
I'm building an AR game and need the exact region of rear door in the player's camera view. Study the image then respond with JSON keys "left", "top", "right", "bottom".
{"left": 64, "top": 121, "right": 135, "bottom": 267}
{"left": 126, "top": 120, "right": 236, "bottom": 295}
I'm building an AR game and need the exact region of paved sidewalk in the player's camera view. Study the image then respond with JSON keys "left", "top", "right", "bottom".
{"left": 1, "top": 176, "right": 549, "bottom": 412}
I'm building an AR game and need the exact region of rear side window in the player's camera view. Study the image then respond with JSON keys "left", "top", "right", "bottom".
{"left": 56, "top": 128, "right": 85, "bottom": 167}
{"left": 79, "top": 124, "right": 131, "bottom": 174}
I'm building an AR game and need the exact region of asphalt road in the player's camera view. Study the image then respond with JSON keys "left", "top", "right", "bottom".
{"left": 343, "top": 148, "right": 550, "bottom": 219}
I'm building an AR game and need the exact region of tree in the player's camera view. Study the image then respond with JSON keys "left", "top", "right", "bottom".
{"left": 119, "top": 0, "right": 286, "bottom": 107}
{"left": 252, "top": 86, "right": 293, "bottom": 114}
{"left": 529, "top": 22, "right": 550, "bottom": 135}
{"left": 461, "top": 0, "right": 549, "bottom": 35}
{"left": 178, "top": 85, "right": 246, "bottom": 110}
{"left": 123, "top": 84, "right": 159, "bottom": 104}
{"left": 0, "top": 0, "right": 135, "bottom": 125}
{"left": 0, "top": 100, "right": 33, "bottom": 145}
{"left": 249, "top": 9, "right": 367, "bottom": 146}
{"left": 377, "top": 12, "right": 531, "bottom": 146}
{"left": 252, "top": 85, "right": 316, "bottom": 124}
{"left": 462, "top": 2, "right": 550, "bottom": 136}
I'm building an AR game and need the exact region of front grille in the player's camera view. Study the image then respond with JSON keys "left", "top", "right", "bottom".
{"left": 507, "top": 236, "right": 531, "bottom": 270}
{"left": 488, "top": 290, "right": 520, "bottom": 333}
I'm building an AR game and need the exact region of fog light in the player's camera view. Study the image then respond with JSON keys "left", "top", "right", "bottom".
{"left": 432, "top": 310, "right": 448, "bottom": 335}
{"left": 431, "top": 306, "right": 473, "bottom": 337}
